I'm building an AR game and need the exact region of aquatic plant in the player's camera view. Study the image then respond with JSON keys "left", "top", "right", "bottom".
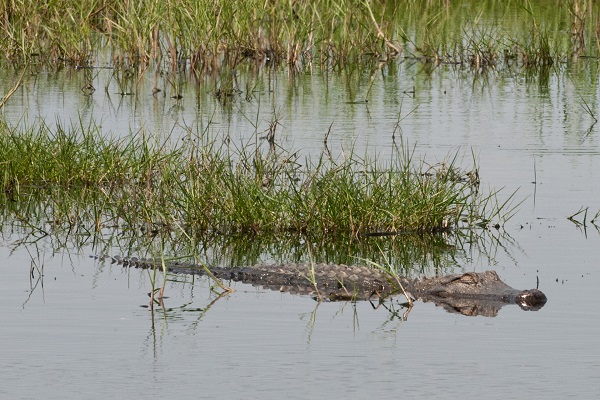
{"left": 0, "top": 0, "right": 598, "bottom": 73}
{"left": 0, "top": 117, "right": 508, "bottom": 243}
{"left": 568, "top": 206, "right": 600, "bottom": 230}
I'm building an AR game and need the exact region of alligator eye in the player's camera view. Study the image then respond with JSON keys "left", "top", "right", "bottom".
{"left": 458, "top": 272, "right": 478, "bottom": 284}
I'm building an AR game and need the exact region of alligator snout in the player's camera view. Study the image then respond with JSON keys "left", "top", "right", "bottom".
{"left": 515, "top": 289, "right": 547, "bottom": 311}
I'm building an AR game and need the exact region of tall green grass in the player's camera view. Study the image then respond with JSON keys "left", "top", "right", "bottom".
{"left": 0, "top": 118, "right": 504, "bottom": 241}
{"left": 1, "top": 0, "right": 598, "bottom": 72}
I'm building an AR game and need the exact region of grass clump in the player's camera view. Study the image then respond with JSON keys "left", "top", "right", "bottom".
{"left": 1, "top": 118, "right": 505, "bottom": 241}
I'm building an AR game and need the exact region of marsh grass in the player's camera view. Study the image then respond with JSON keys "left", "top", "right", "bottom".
{"left": 1, "top": 1, "right": 599, "bottom": 73}
{"left": 2, "top": 133, "right": 514, "bottom": 279}
{"left": 0, "top": 117, "right": 513, "bottom": 246}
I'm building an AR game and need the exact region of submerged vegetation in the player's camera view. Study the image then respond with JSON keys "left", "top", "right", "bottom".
{"left": 1, "top": 0, "right": 599, "bottom": 73}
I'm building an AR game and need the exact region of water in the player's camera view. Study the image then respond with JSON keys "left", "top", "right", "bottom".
{"left": 1, "top": 61, "right": 600, "bottom": 398}
{"left": 1, "top": 238, "right": 597, "bottom": 399}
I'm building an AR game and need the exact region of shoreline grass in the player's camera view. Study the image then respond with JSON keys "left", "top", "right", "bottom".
{"left": 1, "top": 1, "right": 599, "bottom": 73}
{"left": 0, "top": 118, "right": 507, "bottom": 242}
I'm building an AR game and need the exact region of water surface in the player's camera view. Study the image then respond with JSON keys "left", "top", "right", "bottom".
{"left": 1, "top": 60, "right": 599, "bottom": 398}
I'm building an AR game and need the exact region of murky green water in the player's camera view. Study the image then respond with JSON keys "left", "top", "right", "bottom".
{"left": 1, "top": 60, "right": 600, "bottom": 398}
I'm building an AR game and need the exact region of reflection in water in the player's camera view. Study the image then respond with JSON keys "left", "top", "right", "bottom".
{"left": 1, "top": 184, "right": 506, "bottom": 273}
{"left": 140, "top": 283, "right": 415, "bottom": 351}
{"left": 126, "top": 262, "right": 547, "bottom": 361}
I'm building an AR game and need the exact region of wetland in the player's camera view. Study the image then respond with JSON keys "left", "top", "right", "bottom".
{"left": 1, "top": 1, "right": 600, "bottom": 399}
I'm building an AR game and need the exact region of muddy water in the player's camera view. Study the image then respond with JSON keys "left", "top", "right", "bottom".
{"left": 1, "top": 62, "right": 600, "bottom": 398}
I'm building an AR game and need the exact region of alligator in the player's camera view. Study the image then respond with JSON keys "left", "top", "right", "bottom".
{"left": 96, "top": 255, "right": 547, "bottom": 316}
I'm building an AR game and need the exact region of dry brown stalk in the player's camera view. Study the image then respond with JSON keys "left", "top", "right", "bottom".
{"left": 0, "top": 64, "right": 28, "bottom": 110}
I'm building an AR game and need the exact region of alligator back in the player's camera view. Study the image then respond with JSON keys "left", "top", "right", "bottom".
{"left": 98, "top": 256, "right": 400, "bottom": 301}
{"left": 96, "top": 256, "right": 547, "bottom": 311}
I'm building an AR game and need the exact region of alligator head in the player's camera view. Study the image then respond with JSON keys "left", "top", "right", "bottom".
{"left": 408, "top": 270, "right": 547, "bottom": 316}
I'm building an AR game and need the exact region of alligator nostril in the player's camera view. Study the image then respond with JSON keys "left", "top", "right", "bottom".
{"left": 516, "top": 289, "right": 548, "bottom": 311}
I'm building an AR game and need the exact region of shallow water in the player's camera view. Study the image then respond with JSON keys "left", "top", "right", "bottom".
{"left": 1, "top": 229, "right": 598, "bottom": 399}
{"left": 1, "top": 60, "right": 600, "bottom": 398}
